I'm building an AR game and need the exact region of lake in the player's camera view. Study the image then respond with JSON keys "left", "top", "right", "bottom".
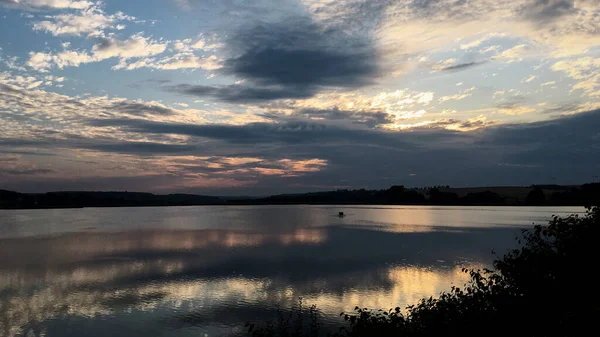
{"left": 0, "top": 205, "right": 584, "bottom": 337}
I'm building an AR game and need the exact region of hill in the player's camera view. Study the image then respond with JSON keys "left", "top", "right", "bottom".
{"left": 1, "top": 183, "right": 598, "bottom": 209}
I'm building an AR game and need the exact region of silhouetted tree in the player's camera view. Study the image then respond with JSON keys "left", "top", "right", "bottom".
{"left": 428, "top": 188, "right": 459, "bottom": 205}
{"left": 526, "top": 187, "right": 546, "bottom": 205}
{"left": 461, "top": 191, "right": 504, "bottom": 205}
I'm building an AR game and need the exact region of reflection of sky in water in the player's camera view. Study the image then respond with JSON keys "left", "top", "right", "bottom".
{"left": 0, "top": 206, "right": 583, "bottom": 337}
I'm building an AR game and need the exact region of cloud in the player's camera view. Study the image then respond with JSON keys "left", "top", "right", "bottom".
{"left": 289, "top": 108, "right": 395, "bottom": 128}
{"left": 32, "top": 6, "right": 134, "bottom": 37}
{"left": 191, "top": 38, "right": 223, "bottom": 51}
{"left": 4, "top": 62, "right": 600, "bottom": 192}
{"left": 521, "top": 75, "right": 536, "bottom": 83}
{"left": 480, "top": 45, "right": 500, "bottom": 54}
{"left": 439, "top": 93, "right": 472, "bottom": 103}
{"left": 0, "top": 0, "right": 92, "bottom": 10}
{"left": 26, "top": 50, "right": 96, "bottom": 71}
{"left": 439, "top": 61, "right": 487, "bottom": 72}
{"left": 92, "top": 34, "right": 168, "bottom": 61}
{"left": 492, "top": 44, "right": 532, "bottom": 63}
{"left": 382, "top": 115, "right": 496, "bottom": 132}
{"left": 225, "top": 20, "right": 377, "bottom": 87}
{"left": 83, "top": 142, "right": 198, "bottom": 155}
{"left": 168, "top": 16, "right": 379, "bottom": 102}
{"left": 552, "top": 57, "right": 600, "bottom": 96}
{"left": 0, "top": 167, "right": 55, "bottom": 175}
{"left": 438, "top": 87, "right": 476, "bottom": 103}
{"left": 430, "top": 58, "right": 486, "bottom": 72}
{"left": 26, "top": 34, "right": 168, "bottom": 71}
{"left": 482, "top": 109, "right": 600, "bottom": 166}
{"left": 460, "top": 33, "right": 506, "bottom": 50}
{"left": 109, "top": 101, "right": 178, "bottom": 117}
{"left": 165, "top": 83, "right": 316, "bottom": 103}
{"left": 497, "top": 103, "right": 536, "bottom": 115}
{"left": 518, "top": 0, "right": 576, "bottom": 24}
{"left": 116, "top": 54, "right": 222, "bottom": 71}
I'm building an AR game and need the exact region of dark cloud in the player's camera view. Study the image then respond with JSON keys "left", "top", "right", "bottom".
{"left": 481, "top": 109, "right": 600, "bottom": 168}
{"left": 86, "top": 118, "right": 432, "bottom": 149}
{"left": 539, "top": 102, "right": 581, "bottom": 114}
{"left": 292, "top": 108, "right": 395, "bottom": 128}
{"left": 407, "top": 0, "right": 478, "bottom": 20}
{"left": 0, "top": 138, "right": 48, "bottom": 147}
{"left": 165, "top": 83, "right": 315, "bottom": 102}
{"left": 0, "top": 149, "right": 56, "bottom": 156}
{"left": 518, "top": 0, "right": 576, "bottom": 24}
{"left": 128, "top": 78, "right": 172, "bottom": 89}
{"left": 6, "top": 109, "right": 600, "bottom": 193}
{"left": 0, "top": 168, "right": 55, "bottom": 176}
{"left": 166, "top": 17, "right": 379, "bottom": 102}
{"left": 439, "top": 61, "right": 487, "bottom": 72}
{"left": 110, "top": 101, "right": 177, "bottom": 117}
{"left": 83, "top": 142, "right": 197, "bottom": 155}
{"left": 224, "top": 19, "right": 376, "bottom": 87}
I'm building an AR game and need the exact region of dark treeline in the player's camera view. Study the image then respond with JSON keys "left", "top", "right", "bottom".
{"left": 0, "top": 190, "right": 222, "bottom": 209}
{"left": 1, "top": 183, "right": 599, "bottom": 209}
{"left": 255, "top": 183, "right": 600, "bottom": 206}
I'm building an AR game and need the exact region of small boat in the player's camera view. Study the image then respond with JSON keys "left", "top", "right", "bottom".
{"left": 338, "top": 212, "right": 345, "bottom": 218}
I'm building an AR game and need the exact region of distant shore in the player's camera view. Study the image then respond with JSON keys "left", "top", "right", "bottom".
{"left": 1, "top": 183, "right": 598, "bottom": 210}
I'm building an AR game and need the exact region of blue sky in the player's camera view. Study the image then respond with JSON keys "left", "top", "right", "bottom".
{"left": 1, "top": 0, "right": 600, "bottom": 194}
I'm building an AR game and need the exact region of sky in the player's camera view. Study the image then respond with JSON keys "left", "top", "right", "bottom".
{"left": 1, "top": 0, "right": 600, "bottom": 195}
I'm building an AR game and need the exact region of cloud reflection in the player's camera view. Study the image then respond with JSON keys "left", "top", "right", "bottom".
{"left": 0, "top": 223, "right": 519, "bottom": 337}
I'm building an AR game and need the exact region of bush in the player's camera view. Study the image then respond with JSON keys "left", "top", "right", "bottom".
{"left": 248, "top": 206, "right": 600, "bottom": 337}
{"left": 246, "top": 299, "right": 322, "bottom": 337}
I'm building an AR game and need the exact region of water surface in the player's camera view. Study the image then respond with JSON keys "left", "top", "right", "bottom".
{"left": 0, "top": 205, "right": 583, "bottom": 337}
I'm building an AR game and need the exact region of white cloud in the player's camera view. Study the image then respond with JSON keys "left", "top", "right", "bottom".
{"left": 521, "top": 75, "right": 536, "bottom": 83}
{"left": 173, "top": 40, "right": 191, "bottom": 51}
{"left": 552, "top": 57, "right": 600, "bottom": 79}
{"left": 1, "top": 0, "right": 92, "bottom": 10}
{"left": 27, "top": 34, "right": 168, "bottom": 71}
{"left": 2, "top": 55, "right": 27, "bottom": 71}
{"left": 460, "top": 33, "right": 506, "bottom": 50}
{"left": 439, "top": 87, "right": 475, "bottom": 103}
{"left": 480, "top": 45, "right": 500, "bottom": 54}
{"left": 439, "top": 93, "right": 472, "bottom": 103}
{"left": 116, "top": 54, "right": 222, "bottom": 71}
{"left": 0, "top": 72, "right": 47, "bottom": 89}
{"left": 26, "top": 80, "right": 43, "bottom": 89}
{"left": 191, "top": 38, "right": 223, "bottom": 50}
{"left": 32, "top": 6, "right": 134, "bottom": 37}
{"left": 552, "top": 57, "right": 600, "bottom": 96}
{"left": 27, "top": 50, "right": 96, "bottom": 71}
{"left": 26, "top": 52, "right": 54, "bottom": 71}
{"left": 492, "top": 44, "right": 531, "bottom": 63}
{"left": 541, "top": 81, "right": 556, "bottom": 87}
{"left": 430, "top": 58, "right": 456, "bottom": 72}
{"left": 92, "top": 34, "right": 168, "bottom": 61}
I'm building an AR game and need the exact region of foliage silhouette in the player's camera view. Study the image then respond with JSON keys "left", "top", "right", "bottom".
{"left": 2, "top": 184, "right": 598, "bottom": 208}
{"left": 248, "top": 206, "right": 600, "bottom": 337}
{"left": 246, "top": 299, "right": 322, "bottom": 337}
{"left": 526, "top": 187, "right": 546, "bottom": 205}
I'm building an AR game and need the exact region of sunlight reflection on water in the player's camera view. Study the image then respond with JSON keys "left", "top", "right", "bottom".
{"left": 0, "top": 205, "right": 583, "bottom": 337}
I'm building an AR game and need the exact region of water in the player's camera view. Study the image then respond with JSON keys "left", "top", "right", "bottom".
{"left": 0, "top": 205, "right": 584, "bottom": 337}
